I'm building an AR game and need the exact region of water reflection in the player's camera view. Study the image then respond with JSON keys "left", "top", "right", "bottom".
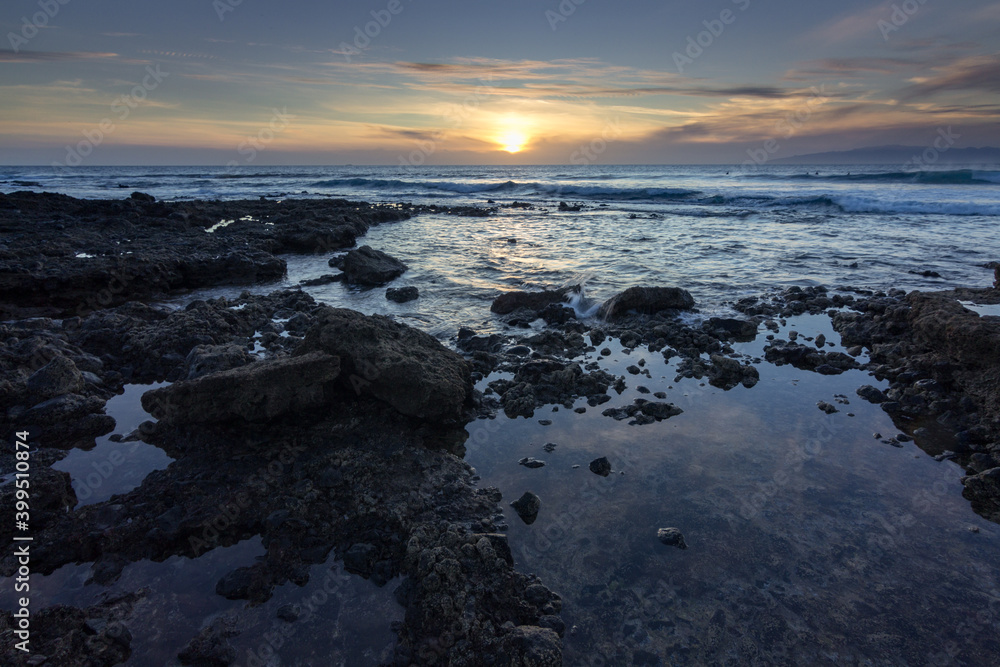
{"left": 464, "top": 313, "right": 1000, "bottom": 664}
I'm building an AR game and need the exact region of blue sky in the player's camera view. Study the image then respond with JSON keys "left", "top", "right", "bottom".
{"left": 1, "top": 0, "right": 998, "bottom": 164}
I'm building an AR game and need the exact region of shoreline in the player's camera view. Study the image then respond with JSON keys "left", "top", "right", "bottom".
{"left": 1, "top": 191, "right": 999, "bottom": 665}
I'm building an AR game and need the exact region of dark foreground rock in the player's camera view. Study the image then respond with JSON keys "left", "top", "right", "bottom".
{"left": 298, "top": 307, "right": 472, "bottom": 423}
{"left": 142, "top": 351, "right": 341, "bottom": 424}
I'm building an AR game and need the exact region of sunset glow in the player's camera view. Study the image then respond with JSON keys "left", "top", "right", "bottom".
{"left": 0, "top": 1, "right": 997, "bottom": 165}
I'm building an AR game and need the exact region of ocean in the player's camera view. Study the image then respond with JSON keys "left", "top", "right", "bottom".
{"left": 3, "top": 163, "right": 999, "bottom": 338}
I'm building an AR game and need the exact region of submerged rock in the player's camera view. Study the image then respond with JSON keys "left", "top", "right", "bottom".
{"left": 519, "top": 457, "right": 546, "bottom": 469}
{"left": 142, "top": 351, "right": 341, "bottom": 424}
{"left": 298, "top": 307, "right": 471, "bottom": 423}
{"left": 598, "top": 286, "right": 695, "bottom": 320}
{"left": 386, "top": 286, "right": 419, "bottom": 303}
{"left": 511, "top": 491, "right": 541, "bottom": 525}
{"left": 340, "top": 245, "right": 408, "bottom": 286}
{"left": 657, "top": 527, "right": 688, "bottom": 549}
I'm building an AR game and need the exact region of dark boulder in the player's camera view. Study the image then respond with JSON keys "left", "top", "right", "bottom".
{"left": 340, "top": 245, "right": 408, "bottom": 286}
{"left": 298, "top": 307, "right": 471, "bottom": 423}
{"left": 386, "top": 286, "right": 419, "bottom": 303}
{"left": 598, "top": 286, "right": 695, "bottom": 320}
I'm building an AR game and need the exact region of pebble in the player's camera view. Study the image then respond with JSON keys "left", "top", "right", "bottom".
{"left": 538, "top": 419, "right": 552, "bottom": 426}
{"left": 589, "top": 457, "right": 612, "bottom": 477}
{"left": 657, "top": 527, "right": 687, "bottom": 549}
{"left": 518, "top": 457, "right": 546, "bottom": 469}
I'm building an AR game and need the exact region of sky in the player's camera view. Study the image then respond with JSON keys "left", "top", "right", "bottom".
{"left": 1, "top": 0, "right": 998, "bottom": 165}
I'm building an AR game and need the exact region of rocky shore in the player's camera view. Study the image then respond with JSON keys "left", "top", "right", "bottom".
{"left": 2, "top": 191, "right": 999, "bottom": 665}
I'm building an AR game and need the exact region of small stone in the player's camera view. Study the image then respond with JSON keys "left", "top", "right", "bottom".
{"left": 657, "top": 527, "right": 687, "bottom": 549}
{"left": 277, "top": 604, "right": 300, "bottom": 622}
{"left": 510, "top": 492, "right": 541, "bottom": 524}
{"left": 519, "top": 457, "right": 546, "bottom": 469}
{"left": 589, "top": 457, "right": 612, "bottom": 477}
{"left": 538, "top": 419, "right": 552, "bottom": 426}
{"left": 817, "top": 401, "right": 838, "bottom": 414}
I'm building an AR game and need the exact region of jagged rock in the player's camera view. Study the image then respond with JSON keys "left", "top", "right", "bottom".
{"left": 707, "top": 354, "right": 759, "bottom": 390}
{"left": 598, "top": 286, "right": 695, "bottom": 320}
{"left": 491, "top": 288, "right": 573, "bottom": 316}
{"left": 703, "top": 317, "right": 758, "bottom": 341}
{"left": 183, "top": 343, "right": 253, "bottom": 380}
{"left": 962, "top": 468, "right": 1000, "bottom": 523}
{"left": 142, "top": 352, "right": 341, "bottom": 424}
{"left": 26, "top": 355, "right": 84, "bottom": 399}
{"left": 857, "top": 384, "right": 887, "bottom": 404}
{"left": 298, "top": 307, "right": 471, "bottom": 423}
{"left": 340, "top": 245, "right": 408, "bottom": 286}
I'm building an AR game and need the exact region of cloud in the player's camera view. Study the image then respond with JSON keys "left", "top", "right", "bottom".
{"left": 783, "top": 57, "right": 922, "bottom": 80}
{"left": 802, "top": 3, "right": 895, "bottom": 45}
{"left": 899, "top": 55, "right": 1000, "bottom": 98}
{"left": 0, "top": 50, "right": 121, "bottom": 63}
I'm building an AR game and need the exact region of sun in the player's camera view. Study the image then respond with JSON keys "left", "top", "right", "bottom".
{"left": 499, "top": 130, "right": 528, "bottom": 153}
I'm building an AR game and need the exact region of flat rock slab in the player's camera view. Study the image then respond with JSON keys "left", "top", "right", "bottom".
{"left": 142, "top": 351, "right": 340, "bottom": 424}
